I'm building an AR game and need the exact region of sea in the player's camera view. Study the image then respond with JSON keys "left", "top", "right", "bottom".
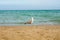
{"left": 0, "top": 10, "right": 60, "bottom": 25}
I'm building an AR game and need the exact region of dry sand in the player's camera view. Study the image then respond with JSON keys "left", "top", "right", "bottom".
{"left": 0, "top": 25, "right": 60, "bottom": 40}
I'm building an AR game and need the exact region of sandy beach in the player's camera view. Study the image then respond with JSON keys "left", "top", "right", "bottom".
{"left": 0, "top": 25, "right": 60, "bottom": 40}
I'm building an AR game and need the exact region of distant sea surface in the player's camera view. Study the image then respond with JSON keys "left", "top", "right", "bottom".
{"left": 0, "top": 10, "right": 60, "bottom": 25}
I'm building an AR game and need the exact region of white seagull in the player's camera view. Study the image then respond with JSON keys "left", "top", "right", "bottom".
{"left": 24, "top": 17, "right": 34, "bottom": 24}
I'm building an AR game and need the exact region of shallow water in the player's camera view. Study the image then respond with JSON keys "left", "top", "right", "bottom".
{"left": 0, "top": 10, "right": 60, "bottom": 25}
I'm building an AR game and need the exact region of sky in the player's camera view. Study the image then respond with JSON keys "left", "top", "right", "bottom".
{"left": 0, "top": 0, "right": 60, "bottom": 10}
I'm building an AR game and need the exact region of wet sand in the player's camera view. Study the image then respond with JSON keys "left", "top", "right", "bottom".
{"left": 0, "top": 25, "right": 60, "bottom": 40}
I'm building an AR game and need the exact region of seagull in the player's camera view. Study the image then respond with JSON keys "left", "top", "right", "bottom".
{"left": 24, "top": 17, "right": 34, "bottom": 24}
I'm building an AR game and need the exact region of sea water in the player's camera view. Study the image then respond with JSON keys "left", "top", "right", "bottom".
{"left": 0, "top": 10, "right": 60, "bottom": 25}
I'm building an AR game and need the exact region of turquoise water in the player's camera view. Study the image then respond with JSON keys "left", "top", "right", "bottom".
{"left": 0, "top": 10, "right": 60, "bottom": 25}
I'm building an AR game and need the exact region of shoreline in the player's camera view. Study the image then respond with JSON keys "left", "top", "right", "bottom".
{"left": 0, "top": 24, "right": 60, "bottom": 27}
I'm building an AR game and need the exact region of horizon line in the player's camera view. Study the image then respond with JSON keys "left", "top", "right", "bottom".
{"left": 0, "top": 9, "right": 60, "bottom": 10}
